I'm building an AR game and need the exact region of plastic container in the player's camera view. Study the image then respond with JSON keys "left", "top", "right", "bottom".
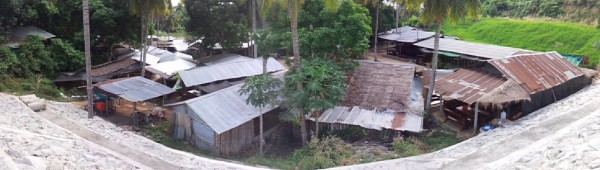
{"left": 95, "top": 101, "right": 106, "bottom": 112}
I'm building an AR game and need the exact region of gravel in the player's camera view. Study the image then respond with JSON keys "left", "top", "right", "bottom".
{"left": 0, "top": 93, "right": 142, "bottom": 170}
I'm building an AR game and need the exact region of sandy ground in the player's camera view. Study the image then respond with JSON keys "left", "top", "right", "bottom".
{"left": 0, "top": 93, "right": 146, "bottom": 170}
{"left": 45, "top": 101, "right": 263, "bottom": 169}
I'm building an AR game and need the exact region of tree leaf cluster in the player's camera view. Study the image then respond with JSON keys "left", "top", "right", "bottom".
{"left": 0, "top": 36, "right": 83, "bottom": 79}
{"left": 184, "top": 0, "right": 249, "bottom": 53}
{"left": 239, "top": 73, "right": 283, "bottom": 109}
{"left": 282, "top": 58, "right": 347, "bottom": 122}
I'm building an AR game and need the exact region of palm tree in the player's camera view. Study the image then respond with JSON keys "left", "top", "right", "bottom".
{"left": 129, "top": 0, "right": 170, "bottom": 77}
{"left": 82, "top": 0, "right": 93, "bottom": 118}
{"left": 412, "top": 0, "right": 481, "bottom": 116}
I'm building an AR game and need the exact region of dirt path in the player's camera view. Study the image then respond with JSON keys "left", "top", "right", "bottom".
{"left": 441, "top": 97, "right": 600, "bottom": 169}
{"left": 37, "top": 110, "right": 180, "bottom": 170}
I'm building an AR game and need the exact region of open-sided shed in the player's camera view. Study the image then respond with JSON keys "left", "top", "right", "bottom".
{"left": 435, "top": 52, "right": 592, "bottom": 131}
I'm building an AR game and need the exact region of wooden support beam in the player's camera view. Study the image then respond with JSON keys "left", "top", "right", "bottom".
{"left": 473, "top": 102, "right": 479, "bottom": 135}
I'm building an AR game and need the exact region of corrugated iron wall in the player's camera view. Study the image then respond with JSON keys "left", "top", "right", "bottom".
{"left": 172, "top": 105, "right": 191, "bottom": 139}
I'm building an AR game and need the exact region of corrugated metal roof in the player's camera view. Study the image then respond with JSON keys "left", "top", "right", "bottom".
{"left": 165, "top": 71, "right": 286, "bottom": 134}
{"left": 131, "top": 51, "right": 161, "bottom": 65}
{"left": 310, "top": 106, "right": 423, "bottom": 132}
{"left": 342, "top": 61, "right": 416, "bottom": 111}
{"left": 488, "top": 52, "right": 583, "bottom": 94}
{"left": 197, "top": 53, "right": 253, "bottom": 66}
{"left": 147, "top": 46, "right": 178, "bottom": 62}
{"left": 435, "top": 68, "right": 506, "bottom": 105}
{"left": 91, "top": 58, "right": 137, "bottom": 77}
{"left": 147, "top": 59, "right": 196, "bottom": 78}
{"left": 97, "top": 77, "right": 175, "bottom": 102}
{"left": 178, "top": 57, "right": 285, "bottom": 87}
{"left": 414, "top": 38, "right": 524, "bottom": 59}
{"left": 379, "top": 26, "right": 436, "bottom": 43}
{"left": 54, "top": 58, "right": 142, "bottom": 83}
{"left": 2, "top": 26, "right": 56, "bottom": 48}
{"left": 310, "top": 61, "right": 423, "bottom": 132}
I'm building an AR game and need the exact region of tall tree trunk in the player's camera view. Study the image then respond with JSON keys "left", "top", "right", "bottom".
{"left": 259, "top": 107, "right": 264, "bottom": 156}
{"left": 252, "top": 0, "right": 258, "bottom": 59}
{"left": 395, "top": 3, "right": 399, "bottom": 31}
{"left": 373, "top": 0, "right": 380, "bottom": 62}
{"left": 289, "top": 5, "right": 307, "bottom": 146}
{"left": 83, "top": 0, "right": 94, "bottom": 118}
{"left": 425, "top": 24, "right": 441, "bottom": 118}
{"left": 315, "top": 111, "right": 319, "bottom": 138}
{"left": 140, "top": 2, "right": 149, "bottom": 78}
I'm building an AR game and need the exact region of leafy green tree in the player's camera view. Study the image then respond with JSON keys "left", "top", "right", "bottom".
{"left": 0, "top": 47, "right": 19, "bottom": 78}
{"left": 18, "top": 36, "right": 54, "bottom": 77}
{"left": 184, "top": 0, "right": 249, "bottom": 54}
{"left": 282, "top": 58, "right": 346, "bottom": 137}
{"left": 239, "top": 73, "right": 282, "bottom": 156}
{"left": 129, "top": 0, "right": 170, "bottom": 77}
{"left": 49, "top": 39, "right": 85, "bottom": 72}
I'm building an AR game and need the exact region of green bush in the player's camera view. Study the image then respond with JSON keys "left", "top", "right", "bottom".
{"left": 393, "top": 140, "right": 421, "bottom": 157}
{"left": 245, "top": 136, "right": 355, "bottom": 170}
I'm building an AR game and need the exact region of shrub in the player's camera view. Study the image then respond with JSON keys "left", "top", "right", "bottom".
{"left": 392, "top": 139, "right": 421, "bottom": 157}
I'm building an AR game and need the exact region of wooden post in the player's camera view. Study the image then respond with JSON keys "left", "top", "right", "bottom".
{"left": 133, "top": 102, "right": 138, "bottom": 127}
{"left": 473, "top": 102, "right": 479, "bottom": 135}
{"left": 439, "top": 95, "right": 443, "bottom": 113}
{"left": 105, "top": 98, "right": 109, "bottom": 115}
{"left": 162, "top": 79, "right": 167, "bottom": 106}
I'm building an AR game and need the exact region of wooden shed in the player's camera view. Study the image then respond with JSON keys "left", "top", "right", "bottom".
{"left": 165, "top": 80, "right": 280, "bottom": 156}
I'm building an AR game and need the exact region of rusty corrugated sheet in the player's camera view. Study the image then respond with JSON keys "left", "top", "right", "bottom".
{"left": 342, "top": 61, "right": 415, "bottom": 111}
{"left": 435, "top": 68, "right": 506, "bottom": 105}
{"left": 488, "top": 52, "right": 583, "bottom": 94}
{"left": 90, "top": 58, "right": 137, "bottom": 77}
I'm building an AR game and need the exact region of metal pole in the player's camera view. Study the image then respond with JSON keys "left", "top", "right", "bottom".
{"left": 473, "top": 102, "right": 479, "bottom": 135}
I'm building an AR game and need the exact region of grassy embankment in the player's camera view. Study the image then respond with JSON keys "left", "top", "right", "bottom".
{"left": 442, "top": 18, "right": 600, "bottom": 67}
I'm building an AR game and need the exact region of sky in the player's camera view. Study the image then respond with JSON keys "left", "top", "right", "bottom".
{"left": 171, "top": 0, "right": 180, "bottom": 6}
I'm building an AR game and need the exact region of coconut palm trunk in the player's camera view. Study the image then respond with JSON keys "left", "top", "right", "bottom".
{"left": 82, "top": 0, "right": 93, "bottom": 118}
{"left": 373, "top": 0, "right": 380, "bottom": 61}
{"left": 425, "top": 24, "right": 440, "bottom": 116}
{"left": 288, "top": 3, "right": 308, "bottom": 146}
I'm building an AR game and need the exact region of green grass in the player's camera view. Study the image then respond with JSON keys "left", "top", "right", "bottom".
{"left": 142, "top": 121, "right": 214, "bottom": 156}
{"left": 442, "top": 18, "right": 600, "bottom": 67}
{"left": 0, "top": 75, "right": 67, "bottom": 101}
{"left": 393, "top": 130, "right": 461, "bottom": 157}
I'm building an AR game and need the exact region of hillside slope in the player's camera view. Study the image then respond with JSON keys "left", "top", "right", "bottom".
{"left": 442, "top": 19, "right": 600, "bottom": 66}
{"left": 483, "top": 0, "right": 600, "bottom": 24}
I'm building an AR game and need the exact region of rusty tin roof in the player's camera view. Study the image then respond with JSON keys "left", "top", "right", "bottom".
{"left": 488, "top": 52, "right": 583, "bottom": 94}
{"left": 435, "top": 68, "right": 506, "bottom": 105}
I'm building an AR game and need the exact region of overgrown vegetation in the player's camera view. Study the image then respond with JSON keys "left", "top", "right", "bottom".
{"left": 244, "top": 129, "right": 461, "bottom": 169}
{"left": 244, "top": 136, "right": 354, "bottom": 170}
{"left": 442, "top": 18, "right": 600, "bottom": 66}
{"left": 393, "top": 130, "right": 461, "bottom": 157}
{"left": 0, "top": 76, "right": 64, "bottom": 101}
{"left": 142, "top": 121, "right": 212, "bottom": 156}
{"left": 481, "top": 0, "right": 600, "bottom": 24}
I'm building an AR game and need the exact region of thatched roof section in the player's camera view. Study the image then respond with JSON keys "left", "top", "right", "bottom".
{"left": 477, "top": 79, "right": 531, "bottom": 108}
{"left": 342, "top": 61, "right": 415, "bottom": 111}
